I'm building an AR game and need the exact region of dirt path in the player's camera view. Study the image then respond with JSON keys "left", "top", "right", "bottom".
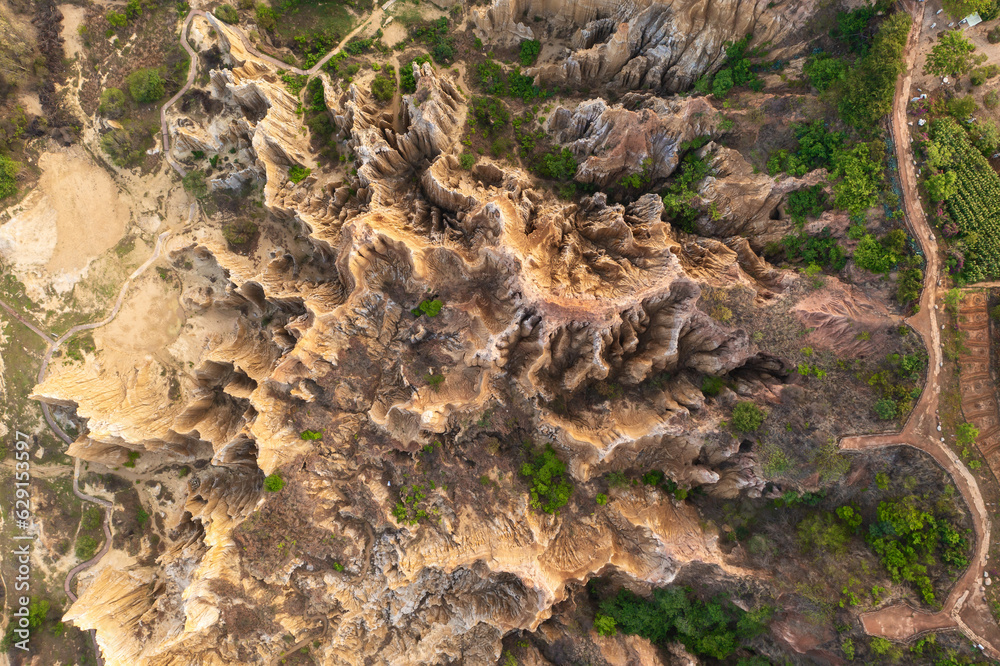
{"left": 837, "top": 1, "right": 1000, "bottom": 656}
{"left": 0, "top": 226, "right": 172, "bottom": 666}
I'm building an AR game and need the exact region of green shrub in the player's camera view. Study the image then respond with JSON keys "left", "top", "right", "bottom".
{"left": 596, "top": 493, "right": 608, "bottom": 505}
{"left": 520, "top": 443, "right": 573, "bottom": 513}
{"left": 593, "top": 613, "right": 617, "bottom": 636}
{"left": 412, "top": 298, "right": 443, "bottom": 317}
{"left": 732, "top": 402, "right": 765, "bottom": 433}
{"left": 537, "top": 148, "right": 577, "bottom": 181}
{"left": 459, "top": 153, "right": 476, "bottom": 170}
{"left": 853, "top": 234, "right": 898, "bottom": 273}
{"left": 214, "top": 4, "right": 239, "bottom": 24}
{"left": 98, "top": 87, "right": 127, "bottom": 118}
{"left": 0, "top": 154, "right": 20, "bottom": 201}
{"left": 873, "top": 397, "right": 897, "bottom": 420}
{"left": 107, "top": 10, "right": 127, "bottom": 27}
{"left": 957, "top": 422, "right": 979, "bottom": 445}
{"left": 371, "top": 73, "right": 396, "bottom": 104}
{"left": 126, "top": 68, "right": 165, "bottom": 103}
{"left": 263, "top": 474, "right": 285, "bottom": 492}
{"left": 288, "top": 165, "right": 311, "bottom": 183}
{"left": 803, "top": 54, "right": 846, "bottom": 91}
{"left": 75, "top": 534, "right": 98, "bottom": 559}
{"left": 701, "top": 376, "right": 725, "bottom": 397}
{"left": 255, "top": 3, "right": 277, "bottom": 30}
{"left": 300, "top": 430, "right": 323, "bottom": 440}
{"left": 947, "top": 94, "right": 977, "bottom": 120}
{"left": 401, "top": 55, "right": 432, "bottom": 93}
{"left": 598, "top": 586, "right": 772, "bottom": 659}
{"left": 182, "top": 170, "right": 209, "bottom": 198}
{"left": 839, "top": 13, "right": 910, "bottom": 130}
{"left": 136, "top": 508, "right": 149, "bottom": 527}
{"left": 786, "top": 184, "right": 830, "bottom": 226}
{"left": 519, "top": 39, "right": 541, "bottom": 66}
{"left": 222, "top": 219, "right": 257, "bottom": 246}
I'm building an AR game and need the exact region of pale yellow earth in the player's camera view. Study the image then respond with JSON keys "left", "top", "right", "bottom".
{"left": 60, "top": 3, "right": 87, "bottom": 60}
{"left": 93, "top": 273, "right": 185, "bottom": 358}
{"left": 0, "top": 147, "right": 131, "bottom": 292}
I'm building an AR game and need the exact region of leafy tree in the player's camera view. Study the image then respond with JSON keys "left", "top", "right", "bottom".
{"left": 126, "top": 68, "right": 165, "bottom": 103}
{"left": 0, "top": 154, "right": 20, "bottom": 201}
{"left": 255, "top": 3, "right": 277, "bottom": 31}
{"left": 970, "top": 118, "right": 1000, "bottom": 155}
{"left": 926, "top": 171, "right": 958, "bottom": 202}
{"left": 599, "top": 586, "right": 771, "bottom": 659}
{"left": 596, "top": 493, "right": 609, "bottom": 505}
{"left": 839, "top": 13, "right": 910, "bottom": 130}
{"left": 263, "top": 474, "right": 285, "bottom": 492}
{"left": 943, "top": 0, "right": 991, "bottom": 19}
{"left": 957, "top": 422, "right": 979, "bottom": 445}
{"left": 413, "top": 298, "right": 443, "bottom": 317}
{"left": 732, "top": 402, "right": 765, "bottom": 433}
{"left": 701, "top": 376, "right": 725, "bottom": 397}
{"left": 519, "top": 39, "right": 541, "bottom": 66}
{"left": 98, "top": 87, "right": 127, "bottom": 119}
{"left": 787, "top": 184, "right": 830, "bottom": 225}
{"left": 288, "top": 165, "right": 311, "bottom": 183}
{"left": 125, "top": 0, "right": 142, "bottom": 19}
{"left": 831, "top": 3, "right": 878, "bottom": 54}
{"left": 804, "top": 54, "right": 847, "bottom": 91}
{"left": 182, "top": 170, "right": 208, "bottom": 198}
{"left": 459, "top": 153, "right": 476, "bottom": 169}
{"left": 537, "top": 148, "right": 578, "bottom": 181}
{"left": 371, "top": 73, "right": 396, "bottom": 104}
{"left": 924, "top": 31, "right": 980, "bottom": 77}
{"left": 107, "top": 10, "right": 127, "bottom": 28}
{"left": 712, "top": 68, "right": 734, "bottom": 98}
{"left": 593, "top": 613, "right": 617, "bottom": 636}
{"left": 520, "top": 443, "right": 573, "bottom": 513}
{"left": 854, "top": 234, "right": 899, "bottom": 273}
{"left": 401, "top": 55, "right": 432, "bottom": 93}
{"left": 469, "top": 96, "right": 510, "bottom": 137}
{"left": 873, "top": 397, "right": 898, "bottom": 420}
{"left": 946, "top": 94, "right": 977, "bottom": 119}
{"left": 27, "top": 599, "right": 49, "bottom": 629}
{"left": 832, "top": 141, "right": 882, "bottom": 216}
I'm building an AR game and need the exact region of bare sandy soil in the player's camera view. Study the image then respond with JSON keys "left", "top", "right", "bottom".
{"left": 60, "top": 3, "right": 87, "bottom": 60}
{"left": 0, "top": 146, "right": 130, "bottom": 291}
{"left": 94, "top": 274, "right": 184, "bottom": 357}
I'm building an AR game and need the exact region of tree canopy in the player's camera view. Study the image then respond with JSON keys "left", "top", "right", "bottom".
{"left": 924, "top": 31, "right": 983, "bottom": 77}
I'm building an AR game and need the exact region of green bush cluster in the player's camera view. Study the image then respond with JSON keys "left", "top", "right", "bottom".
{"left": 215, "top": 4, "right": 239, "bottom": 23}
{"left": 98, "top": 87, "right": 127, "bottom": 119}
{"left": 288, "top": 165, "right": 311, "bottom": 183}
{"left": 371, "top": 70, "right": 396, "bottom": 104}
{"left": 475, "top": 58, "right": 545, "bottom": 102}
{"left": 767, "top": 120, "right": 846, "bottom": 176}
{"left": 854, "top": 228, "right": 908, "bottom": 274}
{"left": 803, "top": 54, "right": 847, "bottom": 91}
{"left": 839, "top": 12, "right": 910, "bottom": 130}
{"left": 263, "top": 473, "right": 285, "bottom": 492}
{"left": 520, "top": 443, "right": 573, "bottom": 514}
{"left": 182, "top": 170, "right": 209, "bottom": 198}
{"left": 392, "top": 483, "right": 430, "bottom": 524}
{"left": 519, "top": 39, "right": 541, "bottom": 66}
{"left": 661, "top": 143, "right": 711, "bottom": 232}
{"left": 731, "top": 402, "right": 765, "bottom": 433}
{"left": 0, "top": 154, "right": 20, "bottom": 201}
{"left": 694, "top": 35, "right": 765, "bottom": 99}
{"left": 768, "top": 228, "right": 847, "bottom": 273}
{"left": 598, "top": 586, "right": 772, "bottom": 660}
{"left": 126, "top": 68, "right": 165, "bottom": 103}
{"left": 410, "top": 17, "right": 454, "bottom": 64}
{"left": 867, "top": 352, "right": 925, "bottom": 420}
{"left": 300, "top": 430, "right": 323, "bottom": 440}
{"left": 868, "top": 495, "right": 968, "bottom": 604}
{"left": 536, "top": 148, "right": 577, "bottom": 181}
{"left": 786, "top": 184, "right": 830, "bottom": 226}
{"left": 412, "top": 298, "right": 443, "bottom": 317}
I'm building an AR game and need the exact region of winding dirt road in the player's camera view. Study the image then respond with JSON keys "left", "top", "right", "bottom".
{"left": 839, "top": 0, "right": 1000, "bottom": 655}
{"left": 0, "top": 228, "right": 172, "bottom": 665}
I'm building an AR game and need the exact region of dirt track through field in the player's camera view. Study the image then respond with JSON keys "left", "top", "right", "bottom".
{"left": 838, "top": 1, "right": 1000, "bottom": 655}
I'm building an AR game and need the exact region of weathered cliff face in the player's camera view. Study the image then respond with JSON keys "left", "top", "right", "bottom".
{"left": 471, "top": 0, "right": 815, "bottom": 93}
{"left": 36, "top": 8, "right": 855, "bottom": 665}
